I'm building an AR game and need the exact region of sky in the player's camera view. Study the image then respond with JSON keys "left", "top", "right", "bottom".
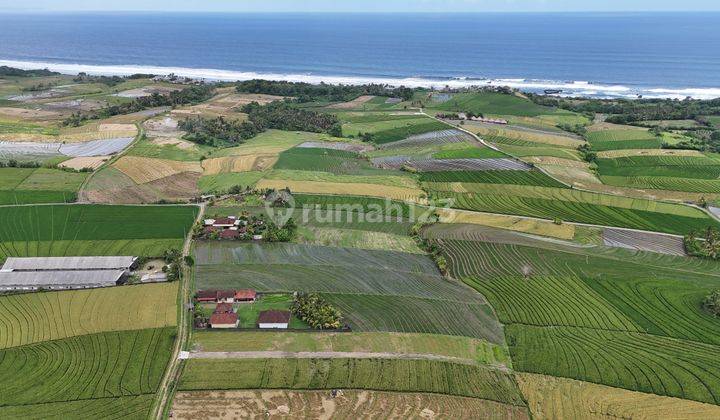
{"left": 2, "top": 0, "right": 720, "bottom": 13}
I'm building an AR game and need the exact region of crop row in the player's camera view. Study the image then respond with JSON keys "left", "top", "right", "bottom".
{"left": 420, "top": 170, "right": 564, "bottom": 186}
{"left": 180, "top": 358, "right": 526, "bottom": 405}
{"left": 0, "top": 238, "right": 184, "bottom": 261}
{"left": 0, "top": 395, "right": 155, "bottom": 420}
{"left": 601, "top": 175, "right": 720, "bottom": 193}
{"left": 0, "top": 328, "right": 175, "bottom": 406}
{"left": 507, "top": 325, "right": 720, "bottom": 405}
{"left": 0, "top": 283, "right": 178, "bottom": 349}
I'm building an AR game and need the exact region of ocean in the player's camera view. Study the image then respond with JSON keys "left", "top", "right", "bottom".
{"left": 1, "top": 12, "right": 719, "bottom": 99}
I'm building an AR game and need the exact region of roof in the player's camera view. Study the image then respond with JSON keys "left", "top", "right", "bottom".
{"left": 219, "top": 229, "right": 240, "bottom": 239}
{"left": 257, "top": 310, "right": 291, "bottom": 324}
{"left": 2, "top": 256, "right": 136, "bottom": 271}
{"left": 234, "top": 289, "right": 256, "bottom": 300}
{"left": 214, "top": 303, "right": 234, "bottom": 313}
{"left": 196, "top": 290, "right": 217, "bottom": 299}
{"left": 213, "top": 217, "right": 236, "bottom": 225}
{"left": 0, "top": 270, "right": 124, "bottom": 288}
{"left": 209, "top": 312, "right": 238, "bottom": 325}
{"left": 217, "top": 290, "right": 235, "bottom": 299}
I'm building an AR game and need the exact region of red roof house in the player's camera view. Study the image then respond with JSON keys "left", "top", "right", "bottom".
{"left": 214, "top": 302, "right": 234, "bottom": 313}
{"left": 196, "top": 290, "right": 217, "bottom": 302}
{"left": 234, "top": 289, "right": 257, "bottom": 302}
{"left": 216, "top": 290, "right": 236, "bottom": 303}
{"left": 209, "top": 312, "right": 238, "bottom": 328}
{"left": 257, "top": 310, "right": 291, "bottom": 329}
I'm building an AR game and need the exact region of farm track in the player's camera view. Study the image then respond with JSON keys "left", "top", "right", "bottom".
{"left": 188, "top": 351, "right": 480, "bottom": 366}
{"left": 152, "top": 202, "right": 205, "bottom": 420}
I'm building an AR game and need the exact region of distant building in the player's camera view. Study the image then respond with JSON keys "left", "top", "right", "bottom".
{"left": 196, "top": 290, "right": 218, "bottom": 302}
{"left": 234, "top": 289, "right": 257, "bottom": 302}
{"left": 257, "top": 310, "right": 291, "bottom": 329}
{"left": 216, "top": 290, "right": 235, "bottom": 303}
{"left": 0, "top": 256, "right": 137, "bottom": 291}
{"left": 209, "top": 312, "right": 238, "bottom": 328}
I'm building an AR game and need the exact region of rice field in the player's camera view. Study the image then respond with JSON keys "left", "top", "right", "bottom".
{"left": 0, "top": 282, "right": 178, "bottom": 349}
{"left": 0, "top": 204, "right": 197, "bottom": 258}
{"left": 256, "top": 179, "right": 426, "bottom": 202}
{"left": 179, "top": 358, "right": 527, "bottom": 405}
{"left": 113, "top": 156, "right": 202, "bottom": 184}
{"left": 0, "top": 137, "right": 134, "bottom": 159}
{"left": 379, "top": 129, "right": 474, "bottom": 149}
{"left": 507, "top": 325, "right": 720, "bottom": 405}
{"left": 0, "top": 328, "right": 175, "bottom": 406}
{"left": 517, "top": 373, "right": 720, "bottom": 420}
{"left": 273, "top": 147, "right": 381, "bottom": 175}
{"left": 601, "top": 175, "right": 720, "bottom": 193}
{"left": 0, "top": 167, "right": 86, "bottom": 204}
{"left": 171, "top": 390, "right": 529, "bottom": 420}
{"left": 409, "top": 158, "right": 531, "bottom": 172}
{"left": 0, "top": 395, "right": 155, "bottom": 420}
{"left": 430, "top": 92, "right": 564, "bottom": 118}
{"left": 419, "top": 170, "right": 564, "bottom": 187}
{"left": 434, "top": 211, "right": 576, "bottom": 240}
{"left": 466, "top": 124, "right": 584, "bottom": 148}
{"left": 296, "top": 226, "right": 423, "bottom": 253}
{"left": 602, "top": 228, "right": 686, "bottom": 256}
{"left": 193, "top": 331, "right": 510, "bottom": 366}
{"left": 342, "top": 117, "right": 447, "bottom": 144}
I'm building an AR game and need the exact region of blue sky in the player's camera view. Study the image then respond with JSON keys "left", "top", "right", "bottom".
{"left": 2, "top": 0, "right": 720, "bottom": 13}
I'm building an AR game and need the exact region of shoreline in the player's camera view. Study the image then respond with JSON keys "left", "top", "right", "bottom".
{"left": 2, "top": 59, "right": 720, "bottom": 100}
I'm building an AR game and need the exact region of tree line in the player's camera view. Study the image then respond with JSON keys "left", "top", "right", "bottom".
{"left": 236, "top": 79, "right": 415, "bottom": 103}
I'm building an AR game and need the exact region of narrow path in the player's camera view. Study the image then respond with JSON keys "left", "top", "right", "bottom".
{"left": 189, "top": 350, "right": 479, "bottom": 366}
{"left": 153, "top": 202, "right": 205, "bottom": 419}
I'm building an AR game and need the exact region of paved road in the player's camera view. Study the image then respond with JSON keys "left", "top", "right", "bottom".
{"left": 188, "top": 350, "right": 478, "bottom": 366}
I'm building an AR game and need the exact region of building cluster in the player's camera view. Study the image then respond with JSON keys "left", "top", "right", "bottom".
{"left": 196, "top": 288, "right": 291, "bottom": 329}
{"left": 0, "top": 256, "right": 138, "bottom": 291}
{"left": 456, "top": 113, "right": 508, "bottom": 124}
{"left": 201, "top": 215, "right": 266, "bottom": 241}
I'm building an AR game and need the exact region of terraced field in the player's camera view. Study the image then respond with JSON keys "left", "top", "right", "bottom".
{"left": 586, "top": 127, "right": 663, "bottom": 151}
{"left": 180, "top": 358, "right": 527, "bottom": 405}
{"left": 273, "top": 147, "right": 382, "bottom": 175}
{"left": 342, "top": 116, "right": 447, "bottom": 144}
{"left": 409, "top": 158, "right": 531, "bottom": 172}
{"left": 0, "top": 204, "right": 198, "bottom": 259}
{"left": 508, "top": 325, "right": 720, "bottom": 404}
{"left": 379, "top": 129, "right": 475, "bottom": 149}
{"left": 0, "top": 328, "right": 175, "bottom": 406}
{"left": 420, "top": 169, "right": 564, "bottom": 186}
{"left": 518, "top": 373, "right": 720, "bottom": 419}
{"left": 0, "top": 395, "right": 156, "bottom": 420}
{"left": 0, "top": 282, "right": 178, "bottom": 349}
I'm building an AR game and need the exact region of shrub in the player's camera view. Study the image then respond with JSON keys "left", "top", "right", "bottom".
{"left": 703, "top": 291, "right": 720, "bottom": 317}
{"left": 291, "top": 293, "right": 343, "bottom": 329}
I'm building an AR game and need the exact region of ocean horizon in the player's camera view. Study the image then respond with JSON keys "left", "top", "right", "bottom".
{"left": 2, "top": 12, "right": 720, "bottom": 99}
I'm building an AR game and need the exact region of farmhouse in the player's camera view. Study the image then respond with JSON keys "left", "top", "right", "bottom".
{"left": 234, "top": 289, "right": 257, "bottom": 302}
{"left": 257, "top": 310, "right": 291, "bottom": 329}
{"left": 196, "top": 289, "right": 256, "bottom": 303}
{"left": 214, "top": 302, "right": 234, "bottom": 313}
{"left": 209, "top": 312, "right": 238, "bottom": 328}
{"left": 0, "top": 256, "right": 137, "bottom": 291}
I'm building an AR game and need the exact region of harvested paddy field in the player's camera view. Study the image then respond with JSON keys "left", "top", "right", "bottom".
{"left": 85, "top": 170, "right": 201, "bottom": 204}
{"left": 201, "top": 154, "right": 277, "bottom": 175}
{"left": 113, "top": 156, "right": 202, "bottom": 183}
{"left": 171, "top": 390, "right": 529, "bottom": 420}
{"left": 58, "top": 155, "right": 110, "bottom": 170}
{"left": 180, "top": 358, "right": 526, "bottom": 405}
{"left": 295, "top": 226, "right": 423, "bottom": 253}
{"left": 517, "top": 372, "right": 720, "bottom": 420}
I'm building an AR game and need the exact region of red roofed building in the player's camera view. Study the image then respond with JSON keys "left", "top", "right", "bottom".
{"left": 214, "top": 302, "right": 234, "bottom": 313}
{"left": 196, "top": 290, "right": 217, "bottom": 302}
{"left": 257, "top": 310, "right": 291, "bottom": 329}
{"left": 213, "top": 217, "right": 237, "bottom": 228}
{"left": 217, "top": 290, "right": 235, "bottom": 303}
{"left": 209, "top": 312, "right": 238, "bottom": 328}
{"left": 234, "top": 289, "right": 257, "bottom": 302}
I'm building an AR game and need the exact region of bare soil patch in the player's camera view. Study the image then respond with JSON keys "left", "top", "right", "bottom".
{"left": 328, "top": 95, "right": 376, "bottom": 109}
{"left": 59, "top": 156, "right": 110, "bottom": 171}
{"left": 113, "top": 156, "right": 202, "bottom": 184}
{"left": 85, "top": 171, "right": 200, "bottom": 204}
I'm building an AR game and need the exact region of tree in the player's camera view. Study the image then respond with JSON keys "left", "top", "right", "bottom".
{"left": 703, "top": 291, "right": 720, "bottom": 317}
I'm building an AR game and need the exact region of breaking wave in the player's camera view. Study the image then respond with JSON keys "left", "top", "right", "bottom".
{"left": 2, "top": 59, "right": 719, "bottom": 100}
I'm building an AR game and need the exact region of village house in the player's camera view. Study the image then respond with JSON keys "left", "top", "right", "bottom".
{"left": 196, "top": 289, "right": 252, "bottom": 303}
{"left": 234, "top": 289, "right": 257, "bottom": 302}
{"left": 217, "top": 290, "right": 235, "bottom": 303}
{"left": 213, "top": 302, "right": 234, "bottom": 313}
{"left": 209, "top": 312, "right": 238, "bottom": 328}
{"left": 257, "top": 310, "right": 291, "bottom": 329}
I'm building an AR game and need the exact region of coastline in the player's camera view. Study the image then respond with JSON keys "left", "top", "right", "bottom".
{"left": 2, "top": 59, "right": 720, "bottom": 100}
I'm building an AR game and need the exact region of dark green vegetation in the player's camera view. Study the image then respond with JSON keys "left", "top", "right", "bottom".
{"left": 291, "top": 292, "right": 343, "bottom": 329}
{"left": 419, "top": 170, "right": 564, "bottom": 187}
{"left": 704, "top": 291, "right": 720, "bottom": 317}
{"left": 0, "top": 204, "right": 198, "bottom": 260}
{"left": 0, "top": 328, "right": 174, "bottom": 411}
{"left": 0, "top": 66, "right": 60, "bottom": 77}
{"left": 685, "top": 227, "right": 720, "bottom": 260}
{"left": 180, "top": 358, "right": 526, "bottom": 405}
{"left": 236, "top": 79, "right": 415, "bottom": 102}
{"left": 427, "top": 224, "right": 720, "bottom": 404}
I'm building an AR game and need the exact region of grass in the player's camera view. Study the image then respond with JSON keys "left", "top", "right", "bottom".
{"left": 0, "top": 328, "right": 175, "bottom": 406}
{"left": 232, "top": 293, "right": 308, "bottom": 329}
{"left": 179, "top": 358, "right": 526, "bottom": 405}
{"left": 507, "top": 325, "right": 720, "bottom": 405}
{"left": 419, "top": 170, "right": 565, "bottom": 187}
{"left": 193, "top": 331, "right": 511, "bottom": 367}
{"left": 0, "top": 282, "right": 178, "bottom": 349}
